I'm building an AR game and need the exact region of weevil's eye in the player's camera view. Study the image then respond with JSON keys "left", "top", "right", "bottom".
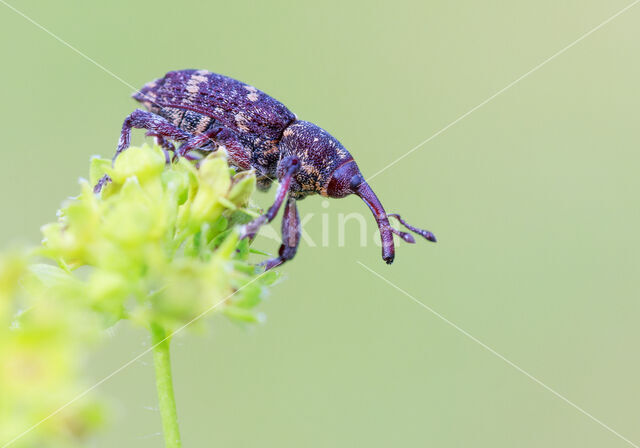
{"left": 326, "top": 160, "right": 362, "bottom": 198}
{"left": 349, "top": 174, "right": 364, "bottom": 191}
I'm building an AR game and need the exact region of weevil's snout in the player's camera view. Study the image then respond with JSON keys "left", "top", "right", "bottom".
{"left": 326, "top": 161, "right": 436, "bottom": 264}
{"left": 356, "top": 180, "right": 396, "bottom": 264}
{"left": 327, "top": 161, "right": 396, "bottom": 263}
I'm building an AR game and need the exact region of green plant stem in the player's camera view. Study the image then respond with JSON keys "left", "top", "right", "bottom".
{"left": 150, "top": 322, "right": 182, "bottom": 448}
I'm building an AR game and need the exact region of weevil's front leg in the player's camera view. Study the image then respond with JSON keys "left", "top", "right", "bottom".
{"left": 115, "top": 109, "right": 191, "bottom": 162}
{"left": 240, "top": 156, "right": 300, "bottom": 240}
{"left": 261, "top": 196, "right": 300, "bottom": 270}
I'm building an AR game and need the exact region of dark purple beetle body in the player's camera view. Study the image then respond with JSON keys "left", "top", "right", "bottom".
{"left": 133, "top": 70, "right": 295, "bottom": 182}
{"left": 107, "top": 69, "right": 435, "bottom": 268}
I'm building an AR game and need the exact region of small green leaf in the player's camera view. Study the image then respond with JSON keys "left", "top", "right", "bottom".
{"left": 228, "top": 170, "right": 256, "bottom": 206}
{"left": 108, "top": 145, "right": 165, "bottom": 185}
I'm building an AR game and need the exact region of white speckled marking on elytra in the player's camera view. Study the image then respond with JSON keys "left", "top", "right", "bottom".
{"left": 247, "top": 92, "right": 259, "bottom": 102}
{"left": 234, "top": 112, "right": 249, "bottom": 132}
{"left": 336, "top": 147, "right": 348, "bottom": 159}
{"left": 243, "top": 85, "right": 258, "bottom": 93}
{"left": 186, "top": 74, "right": 208, "bottom": 96}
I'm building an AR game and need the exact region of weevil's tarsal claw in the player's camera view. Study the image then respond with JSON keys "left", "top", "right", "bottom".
{"left": 238, "top": 216, "right": 266, "bottom": 241}
{"left": 94, "top": 174, "right": 112, "bottom": 194}
{"left": 388, "top": 214, "right": 437, "bottom": 243}
{"left": 260, "top": 257, "right": 283, "bottom": 271}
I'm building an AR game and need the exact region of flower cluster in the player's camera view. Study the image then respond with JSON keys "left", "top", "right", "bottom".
{"left": 42, "top": 145, "right": 276, "bottom": 330}
{"left": 1, "top": 145, "right": 276, "bottom": 447}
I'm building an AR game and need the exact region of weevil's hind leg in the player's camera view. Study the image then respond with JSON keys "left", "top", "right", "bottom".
{"left": 261, "top": 196, "right": 300, "bottom": 270}
{"left": 115, "top": 109, "right": 190, "bottom": 162}
{"left": 94, "top": 109, "right": 192, "bottom": 193}
{"left": 240, "top": 156, "right": 300, "bottom": 240}
{"left": 94, "top": 174, "right": 112, "bottom": 193}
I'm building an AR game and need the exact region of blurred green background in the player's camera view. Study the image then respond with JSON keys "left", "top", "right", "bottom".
{"left": 1, "top": 0, "right": 639, "bottom": 446}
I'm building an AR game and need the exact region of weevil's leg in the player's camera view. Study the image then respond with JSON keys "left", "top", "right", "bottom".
{"left": 213, "top": 128, "right": 252, "bottom": 170}
{"left": 115, "top": 109, "right": 190, "bottom": 162}
{"left": 261, "top": 196, "right": 300, "bottom": 270}
{"left": 95, "top": 110, "right": 191, "bottom": 193}
{"left": 240, "top": 157, "right": 300, "bottom": 240}
{"left": 388, "top": 213, "right": 437, "bottom": 242}
{"left": 146, "top": 132, "right": 175, "bottom": 164}
{"left": 174, "top": 127, "right": 219, "bottom": 161}
{"left": 93, "top": 174, "right": 112, "bottom": 194}
{"left": 175, "top": 125, "right": 252, "bottom": 169}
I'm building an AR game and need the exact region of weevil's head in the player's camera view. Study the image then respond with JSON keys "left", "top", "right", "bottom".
{"left": 326, "top": 158, "right": 398, "bottom": 263}
{"left": 278, "top": 121, "right": 389, "bottom": 263}
{"left": 279, "top": 121, "right": 436, "bottom": 264}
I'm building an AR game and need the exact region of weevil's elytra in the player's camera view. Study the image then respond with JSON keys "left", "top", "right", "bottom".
{"left": 105, "top": 69, "right": 436, "bottom": 269}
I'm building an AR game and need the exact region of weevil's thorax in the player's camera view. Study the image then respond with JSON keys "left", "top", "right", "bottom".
{"left": 278, "top": 121, "right": 353, "bottom": 199}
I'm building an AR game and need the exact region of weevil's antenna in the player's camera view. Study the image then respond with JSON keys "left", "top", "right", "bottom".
{"left": 389, "top": 227, "right": 415, "bottom": 243}
{"left": 388, "top": 214, "right": 437, "bottom": 242}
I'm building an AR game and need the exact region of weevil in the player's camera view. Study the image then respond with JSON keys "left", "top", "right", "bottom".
{"left": 103, "top": 69, "right": 436, "bottom": 269}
